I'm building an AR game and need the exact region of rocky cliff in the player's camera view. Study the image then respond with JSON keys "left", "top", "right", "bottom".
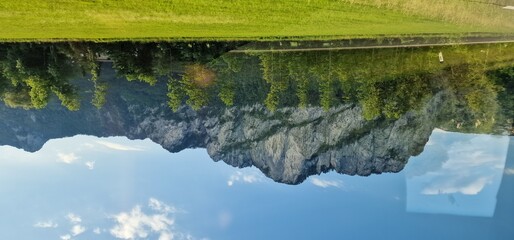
{"left": 203, "top": 102, "right": 438, "bottom": 184}
{"left": 0, "top": 78, "right": 447, "bottom": 184}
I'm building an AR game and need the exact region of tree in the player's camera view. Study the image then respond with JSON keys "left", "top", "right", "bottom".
{"left": 108, "top": 43, "right": 158, "bottom": 85}
{"left": 0, "top": 44, "right": 82, "bottom": 110}
{"left": 167, "top": 76, "right": 185, "bottom": 112}
{"left": 92, "top": 82, "right": 108, "bottom": 109}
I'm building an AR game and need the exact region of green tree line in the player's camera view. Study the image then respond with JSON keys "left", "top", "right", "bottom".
{"left": 0, "top": 42, "right": 511, "bottom": 135}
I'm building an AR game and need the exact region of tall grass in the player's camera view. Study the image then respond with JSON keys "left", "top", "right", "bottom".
{"left": 342, "top": 0, "right": 514, "bottom": 30}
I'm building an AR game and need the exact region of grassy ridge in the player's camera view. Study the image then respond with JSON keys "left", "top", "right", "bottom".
{"left": 0, "top": 0, "right": 512, "bottom": 41}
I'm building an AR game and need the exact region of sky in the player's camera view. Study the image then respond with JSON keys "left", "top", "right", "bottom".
{"left": 0, "top": 130, "right": 512, "bottom": 240}
{"left": 405, "top": 129, "right": 509, "bottom": 217}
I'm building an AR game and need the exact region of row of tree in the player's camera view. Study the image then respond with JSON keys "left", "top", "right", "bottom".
{"left": 0, "top": 42, "right": 238, "bottom": 110}
{"left": 0, "top": 42, "right": 511, "bottom": 134}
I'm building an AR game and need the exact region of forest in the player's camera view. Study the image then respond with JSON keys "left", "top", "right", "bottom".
{"left": 0, "top": 42, "right": 512, "bottom": 134}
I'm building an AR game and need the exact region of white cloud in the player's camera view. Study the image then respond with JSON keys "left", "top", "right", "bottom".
{"left": 33, "top": 220, "right": 58, "bottom": 228}
{"left": 66, "top": 213, "right": 82, "bottom": 224}
{"left": 85, "top": 161, "right": 95, "bottom": 170}
{"left": 432, "top": 128, "right": 446, "bottom": 133}
{"left": 109, "top": 198, "right": 197, "bottom": 240}
{"left": 227, "top": 171, "right": 263, "bottom": 186}
{"left": 505, "top": 168, "right": 514, "bottom": 175}
{"left": 417, "top": 135, "right": 508, "bottom": 196}
{"left": 57, "top": 153, "right": 79, "bottom": 164}
{"left": 93, "top": 228, "right": 102, "bottom": 234}
{"left": 83, "top": 143, "right": 95, "bottom": 148}
{"left": 60, "top": 234, "right": 71, "bottom": 240}
{"left": 310, "top": 177, "right": 342, "bottom": 188}
{"left": 110, "top": 205, "right": 174, "bottom": 240}
{"left": 149, "top": 198, "right": 176, "bottom": 214}
{"left": 242, "top": 174, "right": 258, "bottom": 183}
{"left": 421, "top": 177, "right": 491, "bottom": 195}
{"left": 159, "top": 231, "right": 174, "bottom": 240}
{"left": 405, "top": 132, "right": 510, "bottom": 217}
{"left": 96, "top": 141, "right": 143, "bottom": 151}
{"left": 71, "top": 225, "right": 86, "bottom": 236}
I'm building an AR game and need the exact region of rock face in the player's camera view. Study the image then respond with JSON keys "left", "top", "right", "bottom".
{"left": 203, "top": 104, "right": 435, "bottom": 184}
{"left": 0, "top": 79, "right": 445, "bottom": 184}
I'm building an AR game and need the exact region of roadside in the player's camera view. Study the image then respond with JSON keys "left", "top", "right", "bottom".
{"left": 229, "top": 34, "right": 514, "bottom": 53}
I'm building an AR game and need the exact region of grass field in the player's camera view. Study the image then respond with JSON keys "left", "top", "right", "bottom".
{"left": 0, "top": 0, "right": 513, "bottom": 41}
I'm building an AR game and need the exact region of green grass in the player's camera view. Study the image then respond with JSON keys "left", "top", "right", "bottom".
{"left": 0, "top": 0, "right": 513, "bottom": 41}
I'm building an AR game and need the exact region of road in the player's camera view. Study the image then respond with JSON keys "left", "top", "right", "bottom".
{"left": 229, "top": 35, "right": 514, "bottom": 53}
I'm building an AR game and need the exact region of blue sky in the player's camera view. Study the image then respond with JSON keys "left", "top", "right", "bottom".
{"left": 0, "top": 130, "right": 512, "bottom": 240}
